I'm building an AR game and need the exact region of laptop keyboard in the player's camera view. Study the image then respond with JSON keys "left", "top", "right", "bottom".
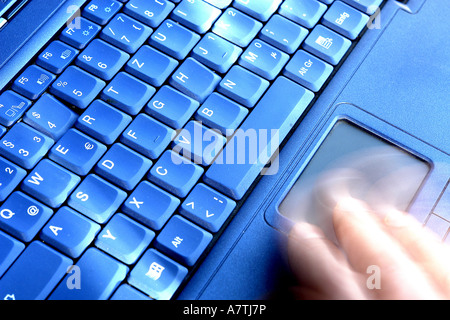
{"left": 0, "top": 0, "right": 383, "bottom": 300}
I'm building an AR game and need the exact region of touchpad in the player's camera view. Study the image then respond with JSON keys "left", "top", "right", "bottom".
{"left": 278, "top": 120, "right": 430, "bottom": 242}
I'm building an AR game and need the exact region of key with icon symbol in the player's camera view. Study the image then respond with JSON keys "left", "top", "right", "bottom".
{"left": 36, "top": 41, "right": 79, "bottom": 74}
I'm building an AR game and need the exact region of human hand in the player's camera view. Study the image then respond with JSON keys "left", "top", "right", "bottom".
{"left": 287, "top": 197, "right": 450, "bottom": 300}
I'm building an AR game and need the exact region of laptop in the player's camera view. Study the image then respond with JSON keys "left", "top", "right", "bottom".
{"left": 0, "top": 0, "right": 448, "bottom": 301}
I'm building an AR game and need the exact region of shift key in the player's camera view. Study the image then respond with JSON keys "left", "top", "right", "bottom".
{"left": 204, "top": 77, "right": 314, "bottom": 200}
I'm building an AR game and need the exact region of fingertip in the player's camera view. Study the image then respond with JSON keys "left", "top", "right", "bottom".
{"left": 289, "top": 222, "right": 326, "bottom": 242}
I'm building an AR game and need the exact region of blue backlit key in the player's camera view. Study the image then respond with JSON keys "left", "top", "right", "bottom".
{"left": 68, "top": 174, "right": 127, "bottom": 224}
{"left": 0, "top": 241, "right": 72, "bottom": 300}
{"left": 0, "top": 91, "right": 31, "bottom": 127}
{"left": 23, "top": 93, "right": 78, "bottom": 140}
{"left": 50, "top": 66, "right": 106, "bottom": 109}
{"left": 122, "top": 181, "right": 180, "bottom": 230}
{"left": 101, "top": 13, "right": 152, "bottom": 53}
{"left": 154, "top": 215, "right": 212, "bottom": 266}
{"left": 49, "top": 248, "right": 128, "bottom": 300}
{"left": 101, "top": 72, "right": 156, "bottom": 115}
{"left": 125, "top": 45, "right": 179, "bottom": 87}
{"left": 171, "top": 0, "right": 221, "bottom": 34}
{"left": 0, "top": 191, "right": 53, "bottom": 242}
{"left": 279, "top": 0, "right": 327, "bottom": 29}
{"left": 60, "top": 17, "right": 101, "bottom": 49}
{"left": 76, "top": 100, "right": 132, "bottom": 145}
{"left": 283, "top": 49, "right": 333, "bottom": 92}
{"left": 149, "top": 19, "right": 200, "bottom": 60}
{"left": 172, "top": 120, "right": 226, "bottom": 166}
{"left": 233, "top": 0, "right": 282, "bottom": 22}
{"left": 148, "top": 150, "right": 203, "bottom": 198}
{"left": 124, "top": 0, "right": 175, "bottom": 28}
{"left": 212, "top": 8, "right": 262, "bottom": 47}
{"left": 95, "top": 143, "right": 152, "bottom": 191}
{"left": 169, "top": 57, "right": 221, "bottom": 103}
{"left": 83, "top": 0, "right": 123, "bottom": 25}
{"left": 0, "top": 122, "right": 54, "bottom": 169}
{"left": 259, "top": 14, "right": 309, "bottom": 54}
{"left": 303, "top": 25, "right": 352, "bottom": 65}
{"left": 128, "top": 248, "right": 187, "bottom": 300}
{"left": 76, "top": 39, "right": 130, "bottom": 80}
{"left": 191, "top": 33, "right": 242, "bottom": 73}
{"left": 22, "top": 159, "right": 80, "bottom": 208}
{"left": 322, "top": 1, "right": 370, "bottom": 40}
{"left": 146, "top": 86, "right": 199, "bottom": 129}
{"left": 341, "top": 0, "right": 383, "bottom": 15}
{"left": 12, "top": 65, "right": 56, "bottom": 100}
{"left": 96, "top": 213, "right": 155, "bottom": 265}
{"left": 49, "top": 128, "right": 107, "bottom": 175}
{"left": 40, "top": 206, "right": 100, "bottom": 258}
{"left": 239, "top": 39, "right": 289, "bottom": 80}
{"left": 120, "top": 113, "right": 175, "bottom": 159}
{"left": 0, "top": 230, "right": 25, "bottom": 278}
{"left": 0, "top": 157, "right": 26, "bottom": 202}
{"left": 218, "top": 65, "right": 269, "bottom": 108}
{"left": 36, "top": 41, "right": 79, "bottom": 74}
{"left": 180, "top": 183, "right": 236, "bottom": 233}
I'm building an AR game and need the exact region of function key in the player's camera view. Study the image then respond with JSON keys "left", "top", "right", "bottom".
{"left": 83, "top": 0, "right": 123, "bottom": 25}
{"left": 11, "top": 65, "right": 55, "bottom": 100}
{"left": 60, "top": 17, "right": 101, "bottom": 49}
{"left": 36, "top": 41, "right": 79, "bottom": 74}
{"left": 124, "top": 0, "right": 175, "bottom": 28}
{"left": 0, "top": 91, "right": 31, "bottom": 127}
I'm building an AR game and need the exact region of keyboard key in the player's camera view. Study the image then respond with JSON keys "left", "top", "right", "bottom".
{"left": 171, "top": 0, "right": 221, "bottom": 34}
{"left": 23, "top": 93, "right": 78, "bottom": 140}
{"left": 239, "top": 39, "right": 289, "bottom": 80}
{"left": 49, "top": 129, "right": 107, "bottom": 175}
{"left": 22, "top": 159, "right": 81, "bottom": 208}
{"left": 101, "top": 13, "right": 152, "bottom": 53}
{"left": 124, "top": 0, "right": 175, "bottom": 28}
{"left": 101, "top": 72, "right": 156, "bottom": 115}
{"left": 36, "top": 40, "right": 79, "bottom": 74}
{"left": 0, "top": 230, "right": 25, "bottom": 278}
{"left": 149, "top": 19, "right": 201, "bottom": 60}
{"left": 204, "top": 0, "right": 232, "bottom": 9}
{"left": 303, "top": 24, "right": 352, "bottom": 65}
{"left": 259, "top": 14, "right": 309, "bottom": 54}
{"left": 125, "top": 45, "right": 179, "bottom": 87}
{"left": 12, "top": 65, "right": 56, "bottom": 100}
{"left": 50, "top": 66, "right": 106, "bottom": 109}
{"left": 0, "top": 126, "right": 5, "bottom": 137}
{"left": 233, "top": 0, "right": 282, "bottom": 22}
{"left": 322, "top": 1, "right": 370, "bottom": 40}
{"left": 95, "top": 143, "right": 152, "bottom": 190}
{"left": 0, "top": 157, "right": 26, "bottom": 202}
{"left": 96, "top": 213, "right": 155, "bottom": 264}
{"left": 49, "top": 248, "right": 128, "bottom": 300}
{"left": 60, "top": 17, "right": 101, "bottom": 49}
{"left": 205, "top": 77, "right": 314, "bottom": 200}
{"left": 110, "top": 284, "right": 151, "bottom": 300}
{"left": 0, "top": 191, "right": 53, "bottom": 242}
{"left": 76, "top": 39, "right": 130, "bottom": 80}
{"left": 128, "top": 248, "right": 187, "bottom": 300}
{"left": 195, "top": 92, "right": 248, "bottom": 136}
{"left": 83, "top": 0, "right": 123, "bottom": 25}
{"left": 279, "top": 0, "right": 327, "bottom": 29}
{"left": 0, "top": 241, "right": 72, "bottom": 300}
{"left": 122, "top": 181, "right": 180, "bottom": 230}
{"left": 217, "top": 65, "right": 269, "bottom": 108}
{"left": 76, "top": 100, "right": 132, "bottom": 145}
{"left": 0, "top": 122, "right": 54, "bottom": 169}
{"left": 154, "top": 215, "right": 212, "bottom": 266}
{"left": 191, "top": 32, "right": 242, "bottom": 73}
{"left": 40, "top": 206, "right": 101, "bottom": 258}
{"left": 341, "top": 0, "right": 383, "bottom": 15}
{"left": 120, "top": 113, "right": 175, "bottom": 159}
{"left": 0, "top": 90, "right": 31, "bottom": 127}
{"left": 180, "top": 183, "right": 235, "bottom": 232}
{"left": 212, "top": 8, "right": 262, "bottom": 47}
{"left": 172, "top": 120, "right": 226, "bottom": 166}
{"left": 283, "top": 49, "right": 333, "bottom": 92}
{"left": 145, "top": 85, "right": 199, "bottom": 129}
{"left": 148, "top": 150, "right": 203, "bottom": 198}
{"left": 68, "top": 174, "right": 127, "bottom": 224}
{"left": 170, "top": 57, "right": 221, "bottom": 103}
